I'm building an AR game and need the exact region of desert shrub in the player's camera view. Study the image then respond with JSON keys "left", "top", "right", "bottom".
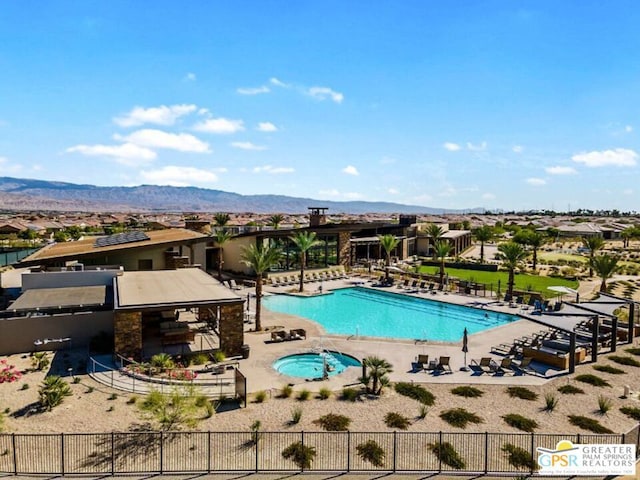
{"left": 341, "top": 387, "right": 359, "bottom": 402}
{"left": 384, "top": 412, "right": 410, "bottom": 430}
{"left": 139, "top": 385, "right": 211, "bottom": 430}
{"left": 20, "top": 383, "right": 29, "bottom": 391}
{"left": 357, "top": 440, "right": 385, "bottom": 467}
{"left": 150, "top": 353, "right": 175, "bottom": 371}
{"left": 625, "top": 347, "right": 640, "bottom": 356}
{"left": 451, "top": 386, "right": 484, "bottom": 398}
{"left": 440, "top": 408, "right": 483, "bottom": 429}
{"left": 593, "top": 364, "right": 626, "bottom": 374}
{"left": 279, "top": 384, "right": 293, "bottom": 398}
{"left": 296, "top": 389, "right": 310, "bottom": 401}
{"left": 107, "top": 406, "right": 114, "bottom": 412}
{"left": 506, "top": 386, "right": 538, "bottom": 400}
{"left": 253, "top": 390, "right": 267, "bottom": 403}
{"left": 609, "top": 355, "right": 640, "bottom": 367}
{"left": 502, "top": 414, "right": 538, "bottom": 432}
{"left": 313, "top": 413, "right": 351, "bottom": 431}
{"left": 597, "top": 395, "right": 613, "bottom": 414}
{"left": 568, "top": 415, "right": 614, "bottom": 434}
{"left": 575, "top": 374, "right": 611, "bottom": 387}
{"left": 394, "top": 382, "right": 435, "bottom": 405}
{"left": 38, "top": 376, "right": 72, "bottom": 411}
{"left": 189, "top": 353, "right": 209, "bottom": 365}
{"left": 107, "top": 393, "right": 118, "bottom": 400}
{"left": 30, "top": 352, "right": 50, "bottom": 371}
{"left": 290, "top": 407, "right": 303, "bottom": 425}
{"left": 85, "top": 386, "right": 94, "bottom": 394}
{"left": 429, "top": 441, "right": 466, "bottom": 469}
{"left": 211, "top": 351, "right": 226, "bottom": 363}
{"left": 249, "top": 420, "right": 261, "bottom": 445}
{"left": 317, "top": 387, "right": 331, "bottom": 400}
{"left": 282, "top": 441, "right": 316, "bottom": 470}
{"left": 126, "top": 396, "right": 137, "bottom": 405}
{"left": 558, "top": 384, "right": 584, "bottom": 394}
{"left": 502, "top": 443, "right": 537, "bottom": 471}
{"left": 417, "top": 404, "right": 428, "bottom": 419}
{"left": 72, "top": 377, "right": 81, "bottom": 384}
{"left": 543, "top": 393, "right": 558, "bottom": 412}
{"left": 620, "top": 406, "right": 640, "bottom": 421}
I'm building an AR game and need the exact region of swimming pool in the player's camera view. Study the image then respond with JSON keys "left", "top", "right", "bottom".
{"left": 263, "top": 287, "right": 516, "bottom": 342}
{"left": 273, "top": 351, "right": 361, "bottom": 379}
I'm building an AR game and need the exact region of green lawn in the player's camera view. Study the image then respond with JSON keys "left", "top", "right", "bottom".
{"left": 418, "top": 266, "right": 579, "bottom": 298}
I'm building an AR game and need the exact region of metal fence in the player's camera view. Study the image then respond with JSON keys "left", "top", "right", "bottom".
{"left": 0, "top": 426, "right": 638, "bottom": 475}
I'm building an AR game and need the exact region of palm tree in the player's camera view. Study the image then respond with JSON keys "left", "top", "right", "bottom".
{"left": 241, "top": 243, "right": 281, "bottom": 331}
{"left": 425, "top": 223, "right": 445, "bottom": 259}
{"left": 526, "top": 231, "right": 546, "bottom": 270}
{"left": 268, "top": 214, "right": 284, "bottom": 230}
{"left": 434, "top": 241, "right": 452, "bottom": 287}
{"left": 473, "top": 225, "right": 493, "bottom": 263}
{"left": 213, "top": 212, "right": 230, "bottom": 228}
{"left": 621, "top": 227, "right": 634, "bottom": 248}
{"left": 582, "top": 236, "right": 605, "bottom": 277}
{"left": 377, "top": 234, "right": 400, "bottom": 281}
{"left": 590, "top": 254, "right": 619, "bottom": 293}
{"left": 214, "top": 229, "right": 233, "bottom": 281}
{"left": 289, "top": 231, "right": 321, "bottom": 292}
{"left": 361, "top": 356, "right": 393, "bottom": 395}
{"left": 497, "top": 242, "right": 528, "bottom": 299}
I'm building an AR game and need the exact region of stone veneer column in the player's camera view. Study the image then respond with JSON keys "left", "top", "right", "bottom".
{"left": 338, "top": 232, "right": 351, "bottom": 267}
{"left": 219, "top": 303, "right": 244, "bottom": 357}
{"left": 114, "top": 311, "right": 142, "bottom": 360}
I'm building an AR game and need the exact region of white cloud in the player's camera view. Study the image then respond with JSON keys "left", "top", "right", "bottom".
{"left": 197, "top": 108, "right": 209, "bottom": 116}
{"left": 387, "top": 188, "right": 398, "bottom": 195}
{"left": 572, "top": 148, "right": 638, "bottom": 168}
{"left": 237, "top": 86, "right": 270, "bottom": 95}
{"left": 626, "top": 125, "right": 633, "bottom": 133}
{"left": 342, "top": 165, "right": 359, "bottom": 176}
{"left": 193, "top": 117, "right": 245, "bottom": 134}
{"left": 270, "top": 77, "right": 289, "bottom": 88}
{"left": 467, "top": 141, "right": 487, "bottom": 151}
{"left": 443, "top": 142, "right": 461, "bottom": 151}
{"left": 545, "top": 166, "right": 577, "bottom": 175}
{"left": 252, "top": 165, "right": 294, "bottom": 174}
{"left": 623, "top": 188, "right": 633, "bottom": 195}
{"left": 113, "top": 104, "right": 197, "bottom": 127}
{"left": 116, "top": 129, "right": 210, "bottom": 153}
{"left": 231, "top": 141, "right": 267, "bottom": 151}
{"left": 318, "top": 189, "right": 362, "bottom": 200}
{"left": 184, "top": 72, "right": 196, "bottom": 82}
{"left": 343, "top": 192, "right": 363, "bottom": 199}
{"left": 512, "top": 145, "right": 523, "bottom": 153}
{"left": 481, "top": 193, "right": 496, "bottom": 200}
{"left": 140, "top": 166, "right": 220, "bottom": 186}
{"left": 66, "top": 143, "right": 156, "bottom": 166}
{"left": 307, "top": 86, "right": 344, "bottom": 104}
{"left": 257, "top": 122, "right": 278, "bottom": 132}
{"left": 526, "top": 177, "right": 546, "bottom": 186}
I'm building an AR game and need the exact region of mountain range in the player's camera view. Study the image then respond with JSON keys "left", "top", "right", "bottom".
{"left": 0, "top": 176, "right": 481, "bottom": 214}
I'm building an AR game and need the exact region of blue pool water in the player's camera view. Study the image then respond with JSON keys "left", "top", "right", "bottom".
{"left": 263, "top": 287, "right": 516, "bottom": 342}
{"left": 273, "top": 351, "right": 361, "bottom": 378}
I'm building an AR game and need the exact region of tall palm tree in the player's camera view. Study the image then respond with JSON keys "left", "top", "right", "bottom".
{"left": 497, "top": 242, "right": 528, "bottom": 299}
{"left": 473, "top": 225, "right": 493, "bottom": 263}
{"left": 241, "top": 243, "right": 281, "bottom": 331}
{"left": 268, "top": 214, "right": 284, "bottom": 230}
{"left": 214, "top": 213, "right": 230, "bottom": 228}
{"left": 582, "top": 236, "right": 605, "bottom": 277}
{"left": 621, "top": 227, "right": 634, "bottom": 248}
{"left": 425, "top": 223, "right": 445, "bottom": 259}
{"left": 526, "top": 231, "right": 546, "bottom": 270}
{"left": 214, "top": 229, "right": 233, "bottom": 281}
{"left": 289, "top": 231, "right": 321, "bottom": 292}
{"left": 590, "top": 254, "right": 619, "bottom": 293}
{"left": 434, "top": 241, "right": 452, "bottom": 287}
{"left": 377, "top": 234, "right": 400, "bottom": 281}
{"left": 361, "top": 356, "right": 393, "bottom": 395}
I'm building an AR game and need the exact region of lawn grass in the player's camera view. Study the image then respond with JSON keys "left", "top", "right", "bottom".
{"left": 418, "top": 266, "right": 578, "bottom": 298}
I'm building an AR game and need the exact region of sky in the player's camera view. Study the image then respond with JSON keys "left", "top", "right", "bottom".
{"left": 1, "top": 1, "right": 639, "bottom": 212}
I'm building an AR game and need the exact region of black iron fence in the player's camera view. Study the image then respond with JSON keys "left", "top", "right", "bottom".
{"left": 0, "top": 426, "right": 638, "bottom": 475}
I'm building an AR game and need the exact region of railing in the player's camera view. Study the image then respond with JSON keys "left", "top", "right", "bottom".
{"left": 0, "top": 427, "right": 637, "bottom": 475}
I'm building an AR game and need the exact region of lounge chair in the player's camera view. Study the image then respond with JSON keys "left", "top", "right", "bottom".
{"left": 397, "top": 279, "right": 409, "bottom": 289}
{"left": 270, "top": 331, "right": 288, "bottom": 342}
{"left": 416, "top": 354, "right": 429, "bottom": 371}
{"left": 471, "top": 357, "right": 497, "bottom": 374}
{"left": 513, "top": 357, "right": 535, "bottom": 375}
{"left": 435, "top": 356, "right": 452, "bottom": 374}
{"left": 228, "top": 279, "right": 242, "bottom": 290}
{"left": 418, "top": 281, "right": 428, "bottom": 292}
{"left": 289, "top": 328, "right": 306, "bottom": 340}
{"left": 496, "top": 357, "right": 516, "bottom": 375}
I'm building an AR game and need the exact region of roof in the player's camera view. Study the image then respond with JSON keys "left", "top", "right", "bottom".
{"left": 8, "top": 285, "right": 108, "bottom": 312}
{"left": 19, "top": 228, "right": 208, "bottom": 264}
{"left": 115, "top": 268, "right": 242, "bottom": 311}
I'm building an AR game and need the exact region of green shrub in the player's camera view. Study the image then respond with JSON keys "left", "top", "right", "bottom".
{"left": 189, "top": 353, "right": 209, "bottom": 365}
{"left": 107, "top": 406, "right": 114, "bottom": 412}
{"left": 593, "top": 364, "right": 626, "bottom": 374}
{"left": 279, "top": 384, "right": 293, "bottom": 398}
{"left": 625, "top": 347, "right": 640, "bottom": 356}
{"left": 357, "top": 440, "right": 385, "bottom": 467}
{"left": 429, "top": 441, "right": 466, "bottom": 470}
{"left": 282, "top": 441, "right": 316, "bottom": 470}
{"left": 341, "top": 387, "right": 359, "bottom": 402}
{"left": 72, "top": 376, "right": 81, "bottom": 384}
{"left": 38, "top": 376, "right": 72, "bottom": 411}
{"left": 502, "top": 443, "right": 537, "bottom": 471}
{"left": 384, "top": 412, "right": 410, "bottom": 430}
{"left": 620, "top": 406, "right": 640, "bottom": 421}
{"left": 394, "top": 382, "right": 435, "bottom": 406}
{"left": 296, "top": 389, "right": 310, "bottom": 401}
{"left": 609, "top": 355, "right": 640, "bottom": 367}
{"left": 20, "top": 383, "right": 29, "bottom": 391}
{"left": 502, "top": 413, "right": 538, "bottom": 432}
{"left": 150, "top": 353, "right": 175, "bottom": 371}
{"left": 558, "top": 384, "right": 584, "bottom": 394}
{"left": 506, "top": 387, "right": 538, "bottom": 400}
{"left": 253, "top": 390, "right": 267, "bottom": 403}
{"left": 439, "top": 408, "right": 483, "bottom": 429}
{"left": 126, "top": 396, "right": 137, "bottom": 405}
{"left": 597, "top": 395, "right": 613, "bottom": 414}
{"left": 543, "top": 393, "right": 558, "bottom": 412}
{"left": 575, "top": 374, "right": 611, "bottom": 387}
{"left": 85, "top": 386, "right": 94, "bottom": 394}
{"left": 290, "top": 407, "right": 303, "bottom": 425}
{"left": 568, "top": 415, "right": 614, "bottom": 434}
{"left": 212, "top": 351, "right": 226, "bottom": 363}
{"left": 451, "top": 386, "right": 484, "bottom": 398}
{"left": 417, "top": 404, "right": 428, "bottom": 419}
{"left": 30, "top": 352, "right": 50, "bottom": 371}
{"left": 317, "top": 387, "right": 331, "bottom": 400}
{"left": 313, "top": 413, "right": 351, "bottom": 431}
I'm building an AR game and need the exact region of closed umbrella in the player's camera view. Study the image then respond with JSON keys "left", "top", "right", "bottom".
{"left": 461, "top": 327, "right": 469, "bottom": 371}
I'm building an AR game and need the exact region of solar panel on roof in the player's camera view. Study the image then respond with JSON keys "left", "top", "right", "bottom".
{"left": 94, "top": 231, "right": 150, "bottom": 248}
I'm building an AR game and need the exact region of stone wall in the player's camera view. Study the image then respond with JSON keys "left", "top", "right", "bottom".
{"left": 219, "top": 303, "right": 244, "bottom": 356}
{"left": 114, "top": 311, "right": 142, "bottom": 359}
{"left": 165, "top": 251, "right": 190, "bottom": 269}
{"left": 338, "top": 232, "right": 351, "bottom": 267}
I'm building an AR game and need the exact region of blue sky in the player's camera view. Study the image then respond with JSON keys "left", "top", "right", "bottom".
{"left": 1, "top": 1, "right": 639, "bottom": 211}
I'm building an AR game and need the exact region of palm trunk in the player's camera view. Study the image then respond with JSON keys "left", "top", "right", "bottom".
{"left": 589, "top": 254, "right": 594, "bottom": 277}
{"left": 385, "top": 255, "right": 390, "bottom": 281}
{"left": 480, "top": 242, "right": 485, "bottom": 263}
{"left": 532, "top": 248, "right": 537, "bottom": 270}
{"left": 600, "top": 279, "right": 607, "bottom": 293}
{"left": 299, "top": 253, "right": 305, "bottom": 293}
{"left": 439, "top": 261, "right": 445, "bottom": 286}
{"left": 507, "top": 269, "right": 515, "bottom": 297}
{"left": 218, "top": 249, "right": 224, "bottom": 281}
{"left": 255, "top": 277, "right": 263, "bottom": 331}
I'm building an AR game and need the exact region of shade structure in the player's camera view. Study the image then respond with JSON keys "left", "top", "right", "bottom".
{"left": 548, "top": 286, "right": 578, "bottom": 295}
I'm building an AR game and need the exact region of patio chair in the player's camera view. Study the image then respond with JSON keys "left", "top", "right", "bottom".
{"left": 471, "top": 357, "right": 497, "bottom": 374}
{"left": 228, "top": 279, "right": 242, "bottom": 290}
{"left": 435, "top": 356, "right": 452, "bottom": 374}
{"left": 496, "top": 357, "right": 516, "bottom": 375}
{"left": 416, "top": 354, "right": 429, "bottom": 371}
{"left": 289, "top": 328, "right": 306, "bottom": 340}
{"left": 418, "top": 281, "right": 428, "bottom": 292}
{"left": 513, "top": 357, "right": 535, "bottom": 375}
{"left": 270, "top": 331, "right": 287, "bottom": 342}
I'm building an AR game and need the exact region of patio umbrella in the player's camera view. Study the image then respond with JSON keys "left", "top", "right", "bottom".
{"left": 461, "top": 327, "right": 469, "bottom": 371}
{"left": 547, "top": 286, "right": 579, "bottom": 302}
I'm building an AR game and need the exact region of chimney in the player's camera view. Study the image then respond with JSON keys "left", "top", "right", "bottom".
{"left": 308, "top": 207, "right": 328, "bottom": 227}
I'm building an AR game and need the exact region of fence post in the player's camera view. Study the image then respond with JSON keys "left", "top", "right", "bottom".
{"left": 636, "top": 425, "right": 640, "bottom": 458}
{"left": 530, "top": 432, "right": 535, "bottom": 476}
{"left": 111, "top": 432, "right": 115, "bottom": 475}
{"left": 254, "top": 431, "right": 259, "bottom": 473}
{"left": 392, "top": 431, "right": 397, "bottom": 472}
{"left": 347, "top": 431, "right": 351, "bottom": 472}
{"left": 438, "top": 431, "right": 442, "bottom": 473}
{"left": 484, "top": 432, "right": 488, "bottom": 474}
{"left": 12, "top": 433, "right": 17, "bottom": 475}
{"left": 301, "top": 431, "right": 305, "bottom": 472}
{"left": 61, "top": 433, "right": 65, "bottom": 476}
{"left": 159, "top": 431, "right": 164, "bottom": 474}
{"left": 207, "top": 431, "right": 211, "bottom": 472}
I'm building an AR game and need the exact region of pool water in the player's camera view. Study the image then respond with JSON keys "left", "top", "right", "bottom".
{"left": 273, "top": 351, "right": 361, "bottom": 378}
{"left": 263, "top": 287, "right": 516, "bottom": 342}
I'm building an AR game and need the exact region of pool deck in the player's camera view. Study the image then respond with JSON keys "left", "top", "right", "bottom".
{"left": 237, "top": 277, "right": 556, "bottom": 394}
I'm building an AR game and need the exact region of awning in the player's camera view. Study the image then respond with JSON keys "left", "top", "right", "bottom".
{"left": 8, "top": 286, "right": 108, "bottom": 312}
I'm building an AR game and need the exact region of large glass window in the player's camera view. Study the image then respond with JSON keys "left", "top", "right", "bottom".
{"left": 267, "top": 234, "right": 338, "bottom": 271}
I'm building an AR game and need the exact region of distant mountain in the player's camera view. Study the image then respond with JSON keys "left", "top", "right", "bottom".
{"left": 0, "top": 176, "right": 482, "bottom": 214}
